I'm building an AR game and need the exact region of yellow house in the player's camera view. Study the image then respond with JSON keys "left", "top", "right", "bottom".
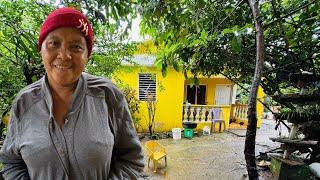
{"left": 115, "top": 54, "right": 265, "bottom": 133}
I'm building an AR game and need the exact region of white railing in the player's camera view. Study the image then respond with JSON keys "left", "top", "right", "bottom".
{"left": 231, "top": 104, "right": 248, "bottom": 122}
{"left": 182, "top": 105, "right": 228, "bottom": 123}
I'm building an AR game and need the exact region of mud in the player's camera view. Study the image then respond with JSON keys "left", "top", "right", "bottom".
{"left": 141, "top": 120, "right": 288, "bottom": 180}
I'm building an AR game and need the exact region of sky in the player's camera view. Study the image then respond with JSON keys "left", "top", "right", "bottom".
{"left": 127, "top": 16, "right": 145, "bottom": 42}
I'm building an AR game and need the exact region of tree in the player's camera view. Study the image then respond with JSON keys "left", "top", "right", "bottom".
{"left": 138, "top": 0, "right": 319, "bottom": 178}
{"left": 245, "top": 1, "right": 264, "bottom": 179}
{"left": 138, "top": 0, "right": 319, "bottom": 96}
{"left": 0, "top": 0, "right": 52, "bottom": 120}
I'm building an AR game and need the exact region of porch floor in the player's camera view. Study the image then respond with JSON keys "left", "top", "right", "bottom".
{"left": 228, "top": 122, "right": 247, "bottom": 130}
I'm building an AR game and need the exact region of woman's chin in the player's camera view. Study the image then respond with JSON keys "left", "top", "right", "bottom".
{"left": 49, "top": 76, "right": 78, "bottom": 88}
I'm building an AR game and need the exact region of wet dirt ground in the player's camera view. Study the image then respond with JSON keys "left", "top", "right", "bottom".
{"left": 141, "top": 119, "right": 289, "bottom": 180}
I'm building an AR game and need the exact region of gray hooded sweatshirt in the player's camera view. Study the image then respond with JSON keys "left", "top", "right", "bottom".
{"left": 0, "top": 73, "right": 145, "bottom": 180}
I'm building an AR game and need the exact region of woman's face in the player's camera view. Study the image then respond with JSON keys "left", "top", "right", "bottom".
{"left": 41, "top": 27, "right": 88, "bottom": 88}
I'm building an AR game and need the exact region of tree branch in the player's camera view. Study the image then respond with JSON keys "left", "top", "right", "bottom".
{"left": 264, "top": 0, "right": 317, "bottom": 28}
{"left": 213, "top": 0, "right": 245, "bottom": 32}
{"left": 0, "top": 42, "right": 21, "bottom": 66}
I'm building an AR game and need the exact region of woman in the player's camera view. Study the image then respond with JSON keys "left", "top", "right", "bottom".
{"left": 0, "top": 7, "right": 144, "bottom": 180}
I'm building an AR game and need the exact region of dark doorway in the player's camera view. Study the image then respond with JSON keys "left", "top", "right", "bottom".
{"left": 186, "top": 85, "right": 206, "bottom": 105}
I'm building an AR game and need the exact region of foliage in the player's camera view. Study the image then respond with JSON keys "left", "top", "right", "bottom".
{"left": 260, "top": 0, "right": 320, "bottom": 96}
{"left": 138, "top": 0, "right": 320, "bottom": 100}
{"left": 60, "top": 0, "right": 138, "bottom": 38}
{"left": 86, "top": 43, "right": 137, "bottom": 78}
{"left": 278, "top": 105, "right": 320, "bottom": 124}
{"left": 116, "top": 80, "right": 142, "bottom": 131}
{"left": 236, "top": 83, "right": 251, "bottom": 104}
{"left": 139, "top": 0, "right": 255, "bottom": 80}
{"left": 0, "top": 0, "right": 51, "bottom": 118}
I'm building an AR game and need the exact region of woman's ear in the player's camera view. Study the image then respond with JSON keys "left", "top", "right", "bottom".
{"left": 41, "top": 41, "right": 46, "bottom": 51}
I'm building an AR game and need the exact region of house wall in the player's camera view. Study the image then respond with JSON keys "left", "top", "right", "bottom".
{"left": 115, "top": 66, "right": 185, "bottom": 132}
{"left": 115, "top": 66, "right": 265, "bottom": 132}
{"left": 257, "top": 86, "right": 264, "bottom": 127}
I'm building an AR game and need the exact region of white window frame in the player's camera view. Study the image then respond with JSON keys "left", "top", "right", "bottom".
{"left": 185, "top": 84, "right": 207, "bottom": 105}
{"left": 138, "top": 73, "right": 157, "bottom": 101}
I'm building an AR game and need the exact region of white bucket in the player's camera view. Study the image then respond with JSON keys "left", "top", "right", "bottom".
{"left": 172, "top": 128, "right": 181, "bottom": 140}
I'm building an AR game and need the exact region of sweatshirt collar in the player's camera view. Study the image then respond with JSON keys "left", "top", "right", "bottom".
{"left": 41, "top": 73, "right": 87, "bottom": 118}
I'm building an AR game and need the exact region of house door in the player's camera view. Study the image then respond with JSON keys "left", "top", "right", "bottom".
{"left": 215, "top": 84, "right": 232, "bottom": 105}
{"left": 186, "top": 85, "right": 206, "bottom": 105}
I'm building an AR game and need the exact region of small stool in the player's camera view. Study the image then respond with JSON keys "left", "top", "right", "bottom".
{"left": 211, "top": 120, "right": 226, "bottom": 132}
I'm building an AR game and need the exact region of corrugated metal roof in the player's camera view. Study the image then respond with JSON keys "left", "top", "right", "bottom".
{"left": 122, "top": 54, "right": 156, "bottom": 66}
{"left": 121, "top": 55, "right": 228, "bottom": 80}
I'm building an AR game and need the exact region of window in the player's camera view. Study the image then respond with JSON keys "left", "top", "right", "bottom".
{"left": 186, "top": 85, "right": 206, "bottom": 105}
{"left": 138, "top": 73, "right": 156, "bottom": 101}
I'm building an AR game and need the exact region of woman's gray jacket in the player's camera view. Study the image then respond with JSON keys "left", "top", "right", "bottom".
{"left": 0, "top": 73, "right": 145, "bottom": 180}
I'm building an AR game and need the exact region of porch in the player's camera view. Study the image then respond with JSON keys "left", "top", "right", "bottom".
{"left": 182, "top": 75, "right": 264, "bottom": 130}
{"left": 182, "top": 103, "right": 249, "bottom": 130}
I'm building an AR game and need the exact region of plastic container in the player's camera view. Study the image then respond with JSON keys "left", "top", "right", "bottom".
{"left": 203, "top": 126, "right": 210, "bottom": 135}
{"left": 182, "top": 122, "right": 197, "bottom": 129}
{"left": 172, "top": 128, "right": 181, "bottom": 140}
{"left": 184, "top": 128, "right": 194, "bottom": 138}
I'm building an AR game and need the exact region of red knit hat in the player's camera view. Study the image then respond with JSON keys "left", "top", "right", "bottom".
{"left": 38, "top": 7, "right": 94, "bottom": 57}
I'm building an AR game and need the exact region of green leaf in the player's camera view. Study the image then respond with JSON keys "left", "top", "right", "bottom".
{"left": 172, "top": 60, "right": 180, "bottom": 72}
{"left": 190, "top": 76, "right": 199, "bottom": 87}
{"left": 189, "top": 39, "right": 203, "bottom": 47}
{"left": 200, "top": 30, "right": 207, "bottom": 41}
{"left": 31, "top": 75, "right": 37, "bottom": 83}
{"left": 168, "top": 43, "right": 179, "bottom": 52}
{"left": 156, "top": 60, "right": 162, "bottom": 70}
{"left": 222, "top": 28, "right": 234, "bottom": 35}
{"left": 112, "top": 6, "right": 119, "bottom": 21}
{"left": 161, "top": 65, "right": 168, "bottom": 77}
{"left": 231, "top": 35, "right": 241, "bottom": 53}
{"left": 196, "top": 24, "right": 201, "bottom": 33}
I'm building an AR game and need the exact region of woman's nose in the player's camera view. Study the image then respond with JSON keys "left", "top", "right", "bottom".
{"left": 57, "top": 45, "right": 71, "bottom": 60}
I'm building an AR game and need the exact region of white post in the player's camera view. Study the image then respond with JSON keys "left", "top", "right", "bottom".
{"left": 190, "top": 107, "right": 195, "bottom": 121}
{"left": 183, "top": 106, "right": 189, "bottom": 122}
{"left": 195, "top": 107, "right": 201, "bottom": 122}
{"left": 201, "top": 107, "right": 207, "bottom": 122}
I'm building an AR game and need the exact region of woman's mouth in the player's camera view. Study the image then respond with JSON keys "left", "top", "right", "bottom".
{"left": 53, "top": 64, "right": 72, "bottom": 70}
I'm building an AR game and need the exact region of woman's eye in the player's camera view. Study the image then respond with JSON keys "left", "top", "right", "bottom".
{"left": 47, "top": 41, "right": 59, "bottom": 48}
{"left": 71, "top": 44, "right": 84, "bottom": 51}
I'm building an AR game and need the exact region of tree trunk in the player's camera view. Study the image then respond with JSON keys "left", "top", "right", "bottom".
{"left": 22, "top": 64, "right": 33, "bottom": 85}
{"left": 245, "top": 0, "right": 265, "bottom": 179}
{"left": 148, "top": 125, "right": 152, "bottom": 137}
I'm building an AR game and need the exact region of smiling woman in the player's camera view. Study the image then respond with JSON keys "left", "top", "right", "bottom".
{"left": 0, "top": 7, "right": 144, "bottom": 180}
